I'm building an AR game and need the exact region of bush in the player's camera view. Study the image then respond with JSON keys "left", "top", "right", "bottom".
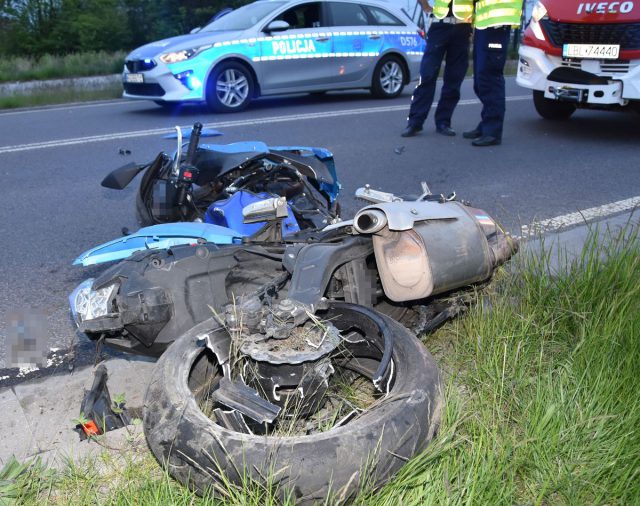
{"left": 0, "top": 51, "right": 126, "bottom": 82}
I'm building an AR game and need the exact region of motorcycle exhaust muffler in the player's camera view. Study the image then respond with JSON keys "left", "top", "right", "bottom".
{"left": 353, "top": 201, "right": 516, "bottom": 302}
{"left": 353, "top": 209, "right": 388, "bottom": 234}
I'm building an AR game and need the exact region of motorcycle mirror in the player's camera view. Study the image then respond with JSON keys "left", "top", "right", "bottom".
{"left": 101, "top": 162, "right": 145, "bottom": 190}
{"left": 242, "top": 197, "right": 288, "bottom": 224}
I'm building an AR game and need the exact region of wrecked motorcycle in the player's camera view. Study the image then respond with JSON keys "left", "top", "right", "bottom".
{"left": 70, "top": 186, "right": 515, "bottom": 357}
{"left": 76, "top": 123, "right": 340, "bottom": 266}
{"left": 70, "top": 188, "right": 517, "bottom": 501}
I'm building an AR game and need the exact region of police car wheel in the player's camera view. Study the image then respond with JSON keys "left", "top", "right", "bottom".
{"left": 206, "top": 61, "right": 254, "bottom": 113}
{"left": 533, "top": 90, "right": 576, "bottom": 120}
{"left": 372, "top": 55, "right": 405, "bottom": 99}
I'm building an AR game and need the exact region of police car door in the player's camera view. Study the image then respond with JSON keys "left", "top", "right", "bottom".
{"left": 325, "top": 2, "right": 383, "bottom": 84}
{"left": 257, "top": 1, "right": 333, "bottom": 92}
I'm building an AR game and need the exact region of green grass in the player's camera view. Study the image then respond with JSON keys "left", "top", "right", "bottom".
{"left": 0, "top": 51, "right": 126, "bottom": 83}
{"left": 363, "top": 225, "right": 640, "bottom": 505}
{"left": 4, "top": 226, "right": 639, "bottom": 505}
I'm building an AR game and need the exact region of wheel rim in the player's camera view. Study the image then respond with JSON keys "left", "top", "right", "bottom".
{"left": 379, "top": 61, "right": 403, "bottom": 95}
{"left": 190, "top": 305, "right": 396, "bottom": 436}
{"left": 216, "top": 69, "right": 249, "bottom": 107}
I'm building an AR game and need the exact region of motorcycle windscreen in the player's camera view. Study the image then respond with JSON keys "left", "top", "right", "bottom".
{"left": 73, "top": 222, "right": 244, "bottom": 267}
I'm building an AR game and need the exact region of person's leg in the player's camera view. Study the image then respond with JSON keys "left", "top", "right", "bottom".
{"left": 463, "top": 28, "right": 482, "bottom": 138}
{"left": 434, "top": 23, "right": 471, "bottom": 129}
{"left": 473, "top": 26, "right": 510, "bottom": 140}
{"left": 406, "top": 24, "right": 449, "bottom": 128}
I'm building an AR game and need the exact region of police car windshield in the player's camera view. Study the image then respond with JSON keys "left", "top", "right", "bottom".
{"left": 201, "top": 2, "right": 285, "bottom": 32}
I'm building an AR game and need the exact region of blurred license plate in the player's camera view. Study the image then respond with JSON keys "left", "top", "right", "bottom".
{"left": 124, "top": 73, "right": 144, "bottom": 83}
{"left": 563, "top": 44, "right": 620, "bottom": 59}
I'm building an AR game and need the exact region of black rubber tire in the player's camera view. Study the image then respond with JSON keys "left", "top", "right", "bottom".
{"left": 143, "top": 304, "right": 443, "bottom": 504}
{"left": 533, "top": 90, "right": 576, "bottom": 120}
{"left": 371, "top": 55, "right": 406, "bottom": 99}
{"left": 206, "top": 61, "right": 255, "bottom": 113}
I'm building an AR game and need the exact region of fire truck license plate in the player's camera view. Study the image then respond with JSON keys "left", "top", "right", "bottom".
{"left": 563, "top": 44, "right": 620, "bottom": 60}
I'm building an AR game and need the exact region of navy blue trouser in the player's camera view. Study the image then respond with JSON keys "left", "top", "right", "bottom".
{"left": 407, "top": 21, "right": 472, "bottom": 129}
{"left": 472, "top": 26, "right": 511, "bottom": 139}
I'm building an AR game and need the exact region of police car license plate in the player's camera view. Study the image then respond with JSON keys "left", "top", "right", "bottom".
{"left": 124, "top": 73, "right": 144, "bottom": 83}
{"left": 563, "top": 44, "right": 620, "bottom": 60}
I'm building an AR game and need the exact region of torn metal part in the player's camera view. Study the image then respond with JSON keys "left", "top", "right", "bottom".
{"left": 242, "top": 196, "right": 289, "bottom": 223}
{"left": 210, "top": 377, "right": 281, "bottom": 424}
{"left": 354, "top": 185, "right": 403, "bottom": 204}
{"left": 244, "top": 358, "right": 336, "bottom": 417}
{"left": 76, "top": 364, "right": 130, "bottom": 440}
{"left": 212, "top": 408, "right": 253, "bottom": 434}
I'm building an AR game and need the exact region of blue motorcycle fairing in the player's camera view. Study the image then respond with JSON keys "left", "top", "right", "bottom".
{"left": 73, "top": 222, "right": 244, "bottom": 267}
{"left": 199, "top": 141, "right": 270, "bottom": 154}
{"left": 162, "top": 128, "right": 223, "bottom": 139}
{"left": 205, "top": 190, "right": 300, "bottom": 236}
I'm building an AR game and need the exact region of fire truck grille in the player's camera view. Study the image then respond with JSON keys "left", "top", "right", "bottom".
{"left": 541, "top": 20, "right": 640, "bottom": 50}
{"left": 561, "top": 59, "right": 638, "bottom": 75}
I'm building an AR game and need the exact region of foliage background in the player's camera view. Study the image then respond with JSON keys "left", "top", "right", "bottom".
{"left": 0, "top": 0, "right": 250, "bottom": 57}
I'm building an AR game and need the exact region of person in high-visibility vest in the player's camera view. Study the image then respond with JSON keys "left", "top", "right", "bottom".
{"left": 401, "top": 0, "right": 473, "bottom": 138}
{"left": 463, "top": 0, "right": 522, "bottom": 146}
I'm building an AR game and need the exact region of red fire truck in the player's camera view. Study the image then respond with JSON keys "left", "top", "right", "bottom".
{"left": 517, "top": 1, "right": 640, "bottom": 118}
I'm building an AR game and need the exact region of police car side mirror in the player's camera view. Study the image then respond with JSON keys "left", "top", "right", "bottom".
{"left": 190, "top": 27, "right": 201, "bottom": 34}
{"left": 264, "top": 20, "right": 290, "bottom": 34}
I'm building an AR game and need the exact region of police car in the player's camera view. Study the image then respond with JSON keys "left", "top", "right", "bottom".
{"left": 122, "top": 0, "right": 425, "bottom": 112}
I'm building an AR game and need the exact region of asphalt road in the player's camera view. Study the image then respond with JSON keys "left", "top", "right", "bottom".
{"left": 1, "top": 76, "right": 639, "bottom": 382}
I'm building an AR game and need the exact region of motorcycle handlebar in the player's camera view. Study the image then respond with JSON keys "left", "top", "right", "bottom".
{"left": 184, "top": 122, "right": 203, "bottom": 165}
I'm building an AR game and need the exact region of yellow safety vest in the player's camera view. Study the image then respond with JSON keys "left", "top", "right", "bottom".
{"left": 474, "top": 0, "right": 522, "bottom": 29}
{"left": 432, "top": 0, "right": 474, "bottom": 22}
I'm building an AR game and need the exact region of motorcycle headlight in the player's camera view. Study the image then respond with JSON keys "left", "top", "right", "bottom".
{"left": 69, "top": 279, "right": 118, "bottom": 326}
{"left": 530, "top": 1, "right": 548, "bottom": 41}
{"left": 160, "top": 45, "right": 212, "bottom": 64}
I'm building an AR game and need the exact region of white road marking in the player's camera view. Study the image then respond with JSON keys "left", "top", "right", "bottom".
{"left": 521, "top": 196, "right": 640, "bottom": 237}
{"left": 0, "top": 95, "right": 530, "bottom": 154}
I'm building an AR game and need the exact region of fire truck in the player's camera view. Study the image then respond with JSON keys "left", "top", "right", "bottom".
{"left": 517, "top": 1, "right": 640, "bottom": 119}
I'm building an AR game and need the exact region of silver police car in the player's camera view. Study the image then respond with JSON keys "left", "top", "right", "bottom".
{"left": 122, "top": 0, "right": 425, "bottom": 112}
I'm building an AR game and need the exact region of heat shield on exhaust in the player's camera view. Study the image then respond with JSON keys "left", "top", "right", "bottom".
{"left": 354, "top": 201, "right": 493, "bottom": 302}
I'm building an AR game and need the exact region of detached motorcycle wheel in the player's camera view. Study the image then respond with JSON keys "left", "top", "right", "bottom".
{"left": 143, "top": 304, "right": 442, "bottom": 503}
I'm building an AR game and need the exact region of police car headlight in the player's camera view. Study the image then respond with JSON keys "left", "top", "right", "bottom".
{"left": 160, "top": 45, "right": 212, "bottom": 64}
{"left": 530, "top": 2, "right": 548, "bottom": 41}
{"left": 69, "top": 279, "right": 118, "bottom": 326}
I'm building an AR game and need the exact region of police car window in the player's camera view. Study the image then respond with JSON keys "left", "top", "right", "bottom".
{"left": 328, "top": 2, "right": 369, "bottom": 26}
{"left": 365, "top": 6, "right": 403, "bottom": 26}
{"left": 275, "top": 3, "right": 323, "bottom": 29}
{"left": 201, "top": 1, "right": 285, "bottom": 32}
